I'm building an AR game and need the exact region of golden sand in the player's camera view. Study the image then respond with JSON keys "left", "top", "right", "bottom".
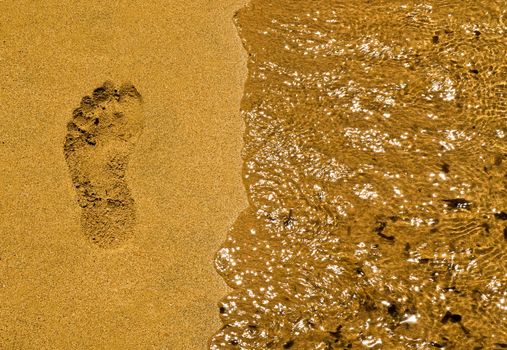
{"left": 0, "top": 1, "right": 248, "bottom": 348}
{"left": 64, "top": 82, "right": 144, "bottom": 248}
{"left": 3, "top": 0, "right": 506, "bottom": 349}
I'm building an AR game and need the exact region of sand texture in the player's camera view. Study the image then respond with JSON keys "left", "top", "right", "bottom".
{"left": 64, "top": 82, "right": 144, "bottom": 248}
{"left": 0, "top": 1, "right": 248, "bottom": 349}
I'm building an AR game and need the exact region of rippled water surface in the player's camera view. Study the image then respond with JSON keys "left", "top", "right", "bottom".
{"left": 212, "top": 1, "right": 507, "bottom": 348}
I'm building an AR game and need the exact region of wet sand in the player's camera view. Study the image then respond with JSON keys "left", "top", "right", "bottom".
{"left": 0, "top": 1, "right": 248, "bottom": 348}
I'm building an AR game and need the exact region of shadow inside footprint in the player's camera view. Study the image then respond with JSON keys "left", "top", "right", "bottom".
{"left": 64, "top": 81, "right": 144, "bottom": 248}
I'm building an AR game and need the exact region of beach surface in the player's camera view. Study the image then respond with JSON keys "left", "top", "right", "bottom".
{"left": 0, "top": 1, "right": 248, "bottom": 348}
{"left": 212, "top": 1, "right": 507, "bottom": 349}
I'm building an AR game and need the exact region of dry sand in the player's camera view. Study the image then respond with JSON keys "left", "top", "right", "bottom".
{"left": 0, "top": 1, "right": 248, "bottom": 348}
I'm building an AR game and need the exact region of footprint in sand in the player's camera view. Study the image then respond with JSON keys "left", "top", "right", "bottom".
{"left": 64, "top": 81, "right": 144, "bottom": 248}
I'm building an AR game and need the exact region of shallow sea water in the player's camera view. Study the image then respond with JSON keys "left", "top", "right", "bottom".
{"left": 212, "top": 1, "right": 507, "bottom": 349}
